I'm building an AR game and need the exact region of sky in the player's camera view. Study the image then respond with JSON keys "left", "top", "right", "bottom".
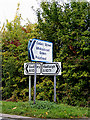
{"left": 0, "top": 0, "right": 89, "bottom": 28}
{"left": 0, "top": 0, "right": 69, "bottom": 27}
{"left": 0, "top": 0, "right": 42, "bottom": 27}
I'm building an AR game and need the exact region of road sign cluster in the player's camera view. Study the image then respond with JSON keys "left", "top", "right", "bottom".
{"left": 24, "top": 38, "right": 61, "bottom": 103}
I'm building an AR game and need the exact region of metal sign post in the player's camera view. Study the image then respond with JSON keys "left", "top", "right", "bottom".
{"left": 54, "top": 75, "right": 56, "bottom": 102}
{"left": 34, "top": 62, "right": 37, "bottom": 104}
{"left": 29, "top": 76, "right": 31, "bottom": 101}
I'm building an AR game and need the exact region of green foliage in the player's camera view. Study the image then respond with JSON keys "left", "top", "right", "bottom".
{"left": 29, "top": 100, "right": 56, "bottom": 110}
{"left": 1, "top": 5, "right": 39, "bottom": 100}
{"left": 1, "top": 1, "right": 89, "bottom": 107}
{"left": 36, "top": 77, "right": 54, "bottom": 101}
{"left": 2, "top": 100, "right": 88, "bottom": 119}
{"left": 36, "top": 1, "right": 89, "bottom": 106}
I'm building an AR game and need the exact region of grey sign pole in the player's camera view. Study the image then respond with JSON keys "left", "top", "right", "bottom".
{"left": 34, "top": 62, "right": 37, "bottom": 104}
{"left": 54, "top": 75, "right": 56, "bottom": 102}
{"left": 29, "top": 76, "right": 31, "bottom": 101}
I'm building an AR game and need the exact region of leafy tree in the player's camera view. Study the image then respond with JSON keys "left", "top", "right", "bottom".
{"left": 36, "top": 1, "right": 89, "bottom": 106}
{"left": 1, "top": 4, "right": 39, "bottom": 100}
{"left": 1, "top": 1, "right": 89, "bottom": 107}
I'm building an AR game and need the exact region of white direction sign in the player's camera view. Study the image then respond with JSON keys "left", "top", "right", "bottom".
{"left": 24, "top": 62, "right": 61, "bottom": 75}
{"left": 42, "top": 62, "right": 61, "bottom": 75}
{"left": 24, "top": 63, "right": 41, "bottom": 75}
{"left": 30, "top": 39, "right": 53, "bottom": 63}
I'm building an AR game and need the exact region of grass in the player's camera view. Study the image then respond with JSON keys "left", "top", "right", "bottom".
{"left": 1, "top": 100, "right": 89, "bottom": 119}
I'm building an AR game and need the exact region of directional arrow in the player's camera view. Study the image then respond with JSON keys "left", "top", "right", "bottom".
{"left": 30, "top": 40, "right": 36, "bottom": 59}
{"left": 24, "top": 64, "right": 28, "bottom": 74}
{"left": 56, "top": 63, "right": 60, "bottom": 74}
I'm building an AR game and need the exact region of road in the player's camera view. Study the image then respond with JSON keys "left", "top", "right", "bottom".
{"left": 0, "top": 113, "right": 89, "bottom": 120}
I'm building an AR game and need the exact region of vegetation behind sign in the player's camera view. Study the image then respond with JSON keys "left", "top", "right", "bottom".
{"left": 1, "top": 1, "right": 89, "bottom": 107}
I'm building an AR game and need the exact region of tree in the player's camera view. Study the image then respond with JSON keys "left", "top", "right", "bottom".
{"left": 1, "top": 4, "right": 39, "bottom": 100}
{"left": 36, "top": 1, "right": 89, "bottom": 106}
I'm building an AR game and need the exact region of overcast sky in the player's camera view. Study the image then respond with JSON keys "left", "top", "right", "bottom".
{"left": 0, "top": 0, "right": 89, "bottom": 28}
{"left": 0, "top": 0, "right": 42, "bottom": 27}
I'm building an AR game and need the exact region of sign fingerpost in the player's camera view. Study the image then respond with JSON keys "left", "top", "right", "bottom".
{"left": 25, "top": 38, "right": 61, "bottom": 103}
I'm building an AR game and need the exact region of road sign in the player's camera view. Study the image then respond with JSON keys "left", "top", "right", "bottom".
{"left": 42, "top": 62, "right": 61, "bottom": 75}
{"left": 29, "top": 38, "right": 53, "bottom": 63}
{"left": 24, "top": 63, "right": 41, "bottom": 75}
{"left": 24, "top": 62, "right": 61, "bottom": 75}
